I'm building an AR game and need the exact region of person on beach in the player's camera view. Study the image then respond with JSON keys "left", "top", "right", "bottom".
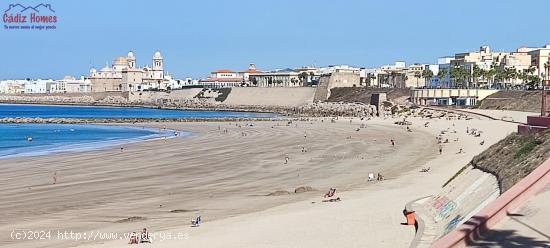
{"left": 128, "top": 232, "right": 139, "bottom": 244}
{"left": 324, "top": 188, "right": 336, "bottom": 198}
{"left": 439, "top": 146, "right": 443, "bottom": 154}
{"left": 284, "top": 154, "right": 290, "bottom": 164}
{"left": 53, "top": 171, "right": 58, "bottom": 184}
{"left": 120, "top": 147, "right": 124, "bottom": 152}
{"left": 390, "top": 139, "right": 395, "bottom": 147}
{"left": 139, "top": 228, "right": 150, "bottom": 243}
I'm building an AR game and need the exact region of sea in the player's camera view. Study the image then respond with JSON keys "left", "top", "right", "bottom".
{"left": 0, "top": 104, "right": 275, "bottom": 158}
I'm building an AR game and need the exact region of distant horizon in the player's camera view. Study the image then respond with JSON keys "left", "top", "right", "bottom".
{"left": 1, "top": 0, "right": 550, "bottom": 80}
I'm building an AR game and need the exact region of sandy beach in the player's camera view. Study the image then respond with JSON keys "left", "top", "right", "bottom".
{"left": 0, "top": 112, "right": 518, "bottom": 248}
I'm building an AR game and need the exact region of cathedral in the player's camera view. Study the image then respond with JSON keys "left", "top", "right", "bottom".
{"left": 87, "top": 51, "right": 172, "bottom": 92}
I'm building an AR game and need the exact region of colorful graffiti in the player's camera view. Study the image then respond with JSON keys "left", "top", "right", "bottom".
{"left": 444, "top": 215, "right": 464, "bottom": 234}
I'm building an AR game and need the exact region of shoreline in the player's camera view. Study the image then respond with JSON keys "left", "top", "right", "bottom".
{"left": 0, "top": 123, "right": 182, "bottom": 159}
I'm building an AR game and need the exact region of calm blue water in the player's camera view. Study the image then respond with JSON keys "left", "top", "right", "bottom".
{"left": 0, "top": 124, "right": 176, "bottom": 158}
{"left": 0, "top": 104, "right": 275, "bottom": 119}
{"left": 0, "top": 104, "right": 272, "bottom": 158}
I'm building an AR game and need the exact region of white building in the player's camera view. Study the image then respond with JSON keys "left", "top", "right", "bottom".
{"left": 24, "top": 79, "right": 56, "bottom": 93}
{"left": 56, "top": 76, "right": 92, "bottom": 93}
{"left": 0, "top": 80, "right": 26, "bottom": 94}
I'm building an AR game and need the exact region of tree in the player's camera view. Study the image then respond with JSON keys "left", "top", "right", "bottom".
{"left": 472, "top": 64, "right": 483, "bottom": 88}
{"left": 421, "top": 69, "right": 434, "bottom": 88}
{"left": 414, "top": 71, "right": 422, "bottom": 88}
{"left": 437, "top": 70, "right": 448, "bottom": 88}
{"left": 486, "top": 62, "right": 498, "bottom": 89}
{"left": 298, "top": 72, "right": 308, "bottom": 86}
{"left": 389, "top": 71, "right": 398, "bottom": 88}
{"left": 450, "top": 66, "right": 468, "bottom": 88}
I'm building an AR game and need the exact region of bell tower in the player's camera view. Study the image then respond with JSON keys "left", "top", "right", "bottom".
{"left": 152, "top": 51, "right": 164, "bottom": 79}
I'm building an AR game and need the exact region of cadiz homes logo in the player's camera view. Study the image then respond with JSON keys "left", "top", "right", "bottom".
{"left": 3, "top": 3, "right": 57, "bottom": 30}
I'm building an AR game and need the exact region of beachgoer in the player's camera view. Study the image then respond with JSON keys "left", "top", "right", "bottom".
{"left": 191, "top": 215, "right": 202, "bottom": 227}
{"left": 139, "top": 228, "right": 150, "bottom": 243}
{"left": 391, "top": 139, "right": 395, "bottom": 147}
{"left": 284, "top": 154, "right": 289, "bottom": 164}
{"left": 324, "top": 188, "right": 336, "bottom": 198}
{"left": 53, "top": 171, "right": 58, "bottom": 185}
{"left": 439, "top": 146, "right": 443, "bottom": 154}
{"left": 128, "top": 232, "right": 139, "bottom": 244}
{"left": 120, "top": 147, "right": 124, "bottom": 152}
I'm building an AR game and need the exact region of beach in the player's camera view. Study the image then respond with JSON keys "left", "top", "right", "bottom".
{"left": 0, "top": 112, "right": 518, "bottom": 248}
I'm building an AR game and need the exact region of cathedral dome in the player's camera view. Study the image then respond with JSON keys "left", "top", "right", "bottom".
{"left": 113, "top": 56, "right": 128, "bottom": 66}
{"left": 127, "top": 51, "right": 135, "bottom": 58}
{"left": 153, "top": 51, "right": 162, "bottom": 59}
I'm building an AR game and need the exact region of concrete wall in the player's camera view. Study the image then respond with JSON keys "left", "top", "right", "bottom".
{"left": 431, "top": 157, "right": 550, "bottom": 248}
{"left": 420, "top": 167, "right": 500, "bottom": 244}
{"left": 222, "top": 87, "right": 315, "bottom": 107}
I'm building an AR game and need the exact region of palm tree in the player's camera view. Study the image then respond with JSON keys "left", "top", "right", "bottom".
{"left": 437, "top": 70, "right": 448, "bottom": 88}
{"left": 414, "top": 71, "right": 422, "bottom": 88}
{"left": 298, "top": 72, "right": 308, "bottom": 86}
{"left": 472, "top": 64, "right": 483, "bottom": 88}
{"left": 421, "top": 69, "right": 434, "bottom": 88}
{"left": 488, "top": 62, "right": 501, "bottom": 89}
{"left": 450, "top": 66, "right": 468, "bottom": 88}
{"left": 389, "top": 71, "right": 398, "bottom": 88}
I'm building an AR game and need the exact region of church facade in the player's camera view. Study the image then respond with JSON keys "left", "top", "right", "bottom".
{"left": 87, "top": 51, "right": 172, "bottom": 92}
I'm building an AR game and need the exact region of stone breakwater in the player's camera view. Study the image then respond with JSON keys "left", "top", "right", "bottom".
{"left": 0, "top": 93, "right": 380, "bottom": 118}
{"left": 0, "top": 93, "right": 129, "bottom": 105}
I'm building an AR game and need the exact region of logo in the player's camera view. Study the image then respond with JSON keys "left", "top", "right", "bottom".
{"left": 3, "top": 3, "right": 58, "bottom": 30}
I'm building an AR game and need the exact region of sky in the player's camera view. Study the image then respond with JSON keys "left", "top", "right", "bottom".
{"left": 1, "top": 0, "right": 550, "bottom": 80}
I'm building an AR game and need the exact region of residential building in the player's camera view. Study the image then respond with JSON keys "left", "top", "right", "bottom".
{"left": 527, "top": 45, "right": 550, "bottom": 77}
{"left": 56, "top": 76, "right": 92, "bottom": 93}
{"left": 24, "top": 79, "right": 56, "bottom": 93}
{"left": 199, "top": 64, "right": 260, "bottom": 88}
{"left": 0, "top": 80, "right": 26, "bottom": 94}
{"left": 199, "top": 69, "right": 244, "bottom": 88}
